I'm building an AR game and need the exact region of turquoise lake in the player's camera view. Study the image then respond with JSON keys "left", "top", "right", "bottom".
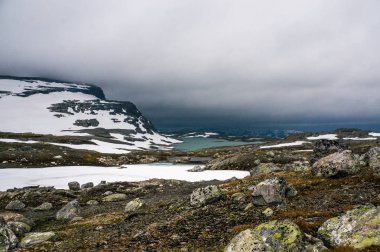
{"left": 173, "top": 137, "right": 262, "bottom": 152}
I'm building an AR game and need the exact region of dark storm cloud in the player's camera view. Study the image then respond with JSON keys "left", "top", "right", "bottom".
{"left": 0, "top": 0, "right": 380, "bottom": 127}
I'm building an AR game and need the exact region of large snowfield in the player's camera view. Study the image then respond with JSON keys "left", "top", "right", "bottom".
{"left": 0, "top": 164, "right": 250, "bottom": 191}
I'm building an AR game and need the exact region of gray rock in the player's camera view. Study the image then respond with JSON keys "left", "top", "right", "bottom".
{"left": 225, "top": 220, "right": 326, "bottom": 252}
{"left": 366, "top": 147, "right": 380, "bottom": 175}
{"left": 125, "top": 198, "right": 145, "bottom": 213}
{"left": 5, "top": 200, "right": 26, "bottom": 211}
{"left": 102, "top": 191, "right": 113, "bottom": 196}
{"left": 20, "top": 232, "right": 56, "bottom": 248}
{"left": 86, "top": 200, "right": 99, "bottom": 205}
{"left": 34, "top": 202, "right": 53, "bottom": 211}
{"left": 318, "top": 205, "right": 380, "bottom": 249}
{"left": 102, "top": 193, "right": 127, "bottom": 202}
{"left": 267, "top": 151, "right": 275, "bottom": 157}
{"left": 231, "top": 192, "right": 246, "bottom": 203}
{"left": 6, "top": 221, "right": 31, "bottom": 236}
{"left": 81, "top": 182, "right": 94, "bottom": 189}
{"left": 285, "top": 161, "right": 311, "bottom": 172}
{"left": 312, "top": 150, "right": 360, "bottom": 177}
{"left": 286, "top": 185, "right": 298, "bottom": 198}
{"left": 0, "top": 217, "right": 18, "bottom": 251}
{"left": 252, "top": 177, "right": 293, "bottom": 206}
{"left": 68, "top": 181, "right": 80, "bottom": 191}
{"left": 56, "top": 200, "right": 81, "bottom": 221}
{"left": 190, "top": 185, "right": 222, "bottom": 206}
{"left": 250, "top": 163, "right": 281, "bottom": 176}
{"left": 311, "top": 139, "right": 344, "bottom": 165}
{"left": 73, "top": 119, "right": 99, "bottom": 127}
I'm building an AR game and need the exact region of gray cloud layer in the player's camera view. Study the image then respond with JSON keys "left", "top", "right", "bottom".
{"left": 0, "top": 0, "right": 380, "bottom": 128}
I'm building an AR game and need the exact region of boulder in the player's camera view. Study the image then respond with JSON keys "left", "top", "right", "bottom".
{"left": 20, "top": 232, "right": 56, "bottom": 248}
{"left": 102, "top": 193, "right": 127, "bottom": 202}
{"left": 5, "top": 200, "right": 26, "bottom": 211}
{"left": 125, "top": 198, "right": 145, "bottom": 213}
{"left": 0, "top": 218, "right": 18, "bottom": 252}
{"left": 81, "top": 182, "right": 94, "bottom": 189}
{"left": 318, "top": 205, "right": 380, "bottom": 249}
{"left": 312, "top": 150, "right": 359, "bottom": 177}
{"left": 68, "top": 181, "right": 80, "bottom": 191}
{"left": 187, "top": 165, "right": 205, "bottom": 172}
{"left": 311, "top": 139, "right": 344, "bottom": 165}
{"left": 225, "top": 220, "right": 326, "bottom": 252}
{"left": 365, "top": 147, "right": 380, "bottom": 175}
{"left": 252, "top": 177, "right": 294, "bottom": 206}
{"left": 34, "top": 202, "right": 53, "bottom": 211}
{"left": 190, "top": 185, "right": 222, "bottom": 206}
{"left": 56, "top": 200, "right": 81, "bottom": 221}
{"left": 249, "top": 163, "right": 281, "bottom": 176}
{"left": 6, "top": 221, "right": 31, "bottom": 236}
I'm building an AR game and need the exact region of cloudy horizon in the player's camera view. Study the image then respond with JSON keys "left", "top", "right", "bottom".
{"left": 1, "top": 0, "right": 380, "bottom": 129}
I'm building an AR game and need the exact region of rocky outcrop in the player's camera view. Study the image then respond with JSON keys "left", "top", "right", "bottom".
{"left": 312, "top": 150, "right": 359, "bottom": 177}
{"left": 81, "top": 182, "right": 94, "bottom": 189}
{"left": 318, "top": 205, "right": 380, "bottom": 249}
{"left": 56, "top": 200, "right": 81, "bottom": 221}
{"left": 190, "top": 185, "right": 222, "bottom": 206}
{"left": 249, "top": 163, "right": 281, "bottom": 176}
{"left": 0, "top": 218, "right": 18, "bottom": 252}
{"left": 20, "top": 232, "right": 56, "bottom": 248}
{"left": 252, "top": 177, "right": 296, "bottom": 206}
{"left": 225, "top": 220, "right": 326, "bottom": 252}
{"left": 73, "top": 119, "right": 99, "bottom": 127}
{"left": 6, "top": 221, "right": 31, "bottom": 236}
{"left": 363, "top": 147, "right": 380, "bottom": 175}
{"left": 125, "top": 198, "right": 145, "bottom": 213}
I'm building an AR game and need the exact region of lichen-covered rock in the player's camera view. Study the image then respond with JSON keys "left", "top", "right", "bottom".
{"left": 6, "top": 221, "right": 31, "bottom": 236}
{"left": 312, "top": 150, "right": 359, "bottom": 177}
{"left": 56, "top": 200, "right": 81, "bottom": 221}
{"left": 34, "top": 202, "right": 53, "bottom": 211}
{"left": 190, "top": 185, "right": 222, "bottom": 206}
{"left": 318, "top": 205, "right": 380, "bottom": 249}
{"left": 249, "top": 163, "right": 281, "bottom": 176}
{"left": 0, "top": 218, "right": 18, "bottom": 252}
{"left": 231, "top": 192, "right": 246, "bottom": 203}
{"left": 365, "top": 147, "right": 380, "bottom": 175}
{"left": 262, "top": 208, "right": 273, "bottom": 217}
{"left": 86, "top": 200, "right": 99, "bottom": 205}
{"left": 225, "top": 220, "right": 326, "bottom": 252}
{"left": 68, "top": 181, "right": 80, "bottom": 191}
{"left": 285, "top": 161, "right": 311, "bottom": 172}
{"left": 5, "top": 200, "right": 26, "bottom": 211}
{"left": 311, "top": 139, "right": 344, "bottom": 165}
{"left": 102, "top": 193, "right": 127, "bottom": 202}
{"left": 125, "top": 198, "right": 145, "bottom": 213}
{"left": 20, "top": 232, "right": 56, "bottom": 247}
{"left": 252, "top": 177, "right": 293, "bottom": 206}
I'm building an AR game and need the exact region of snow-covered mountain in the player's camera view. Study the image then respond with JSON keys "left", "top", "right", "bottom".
{"left": 0, "top": 76, "right": 180, "bottom": 153}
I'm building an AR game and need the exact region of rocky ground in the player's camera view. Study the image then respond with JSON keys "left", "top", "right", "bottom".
{"left": 1, "top": 129, "right": 380, "bottom": 251}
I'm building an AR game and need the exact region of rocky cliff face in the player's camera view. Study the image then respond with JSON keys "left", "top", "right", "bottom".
{"left": 0, "top": 76, "right": 179, "bottom": 152}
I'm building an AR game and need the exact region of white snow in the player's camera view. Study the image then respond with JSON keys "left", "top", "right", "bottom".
{"left": 260, "top": 141, "right": 309, "bottom": 149}
{"left": 183, "top": 132, "right": 219, "bottom": 138}
{"left": 369, "top": 132, "right": 380, "bottom": 137}
{"left": 343, "top": 137, "right": 377, "bottom": 141}
{"left": 307, "top": 134, "right": 338, "bottom": 140}
{"left": 0, "top": 139, "right": 39, "bottom": 144}
{"left": 0, "top": 164, "right": 250, "bottom": 191}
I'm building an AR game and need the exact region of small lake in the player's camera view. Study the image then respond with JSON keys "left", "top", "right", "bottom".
{"left": 0, "top": 164, "right": 250, "bottom": 191}
{"left": 173, "top": 137, "right": 262, "bottom": 152}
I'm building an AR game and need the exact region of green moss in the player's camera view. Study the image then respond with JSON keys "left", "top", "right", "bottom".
{"left": 356, "top": 237, "right": 379, "bottom": 249}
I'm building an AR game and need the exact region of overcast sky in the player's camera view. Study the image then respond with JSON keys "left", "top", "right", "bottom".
{"left": 0, "top": 1, "right": 380, "bottom": 129}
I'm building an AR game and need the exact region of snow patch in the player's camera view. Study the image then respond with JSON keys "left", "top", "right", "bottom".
{"left": 307, "top": 134, "right": 338, "bottom": 140}
{"left": 369, "top": 132, "right": 380, "bottom": 137}
{"left": 260, "top": 141, "right": 309, "bottom": 149}
{"left": 343, "top": 137, "right": 377, "bottom": 141}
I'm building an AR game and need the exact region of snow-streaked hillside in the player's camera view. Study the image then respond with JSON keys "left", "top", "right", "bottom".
{"left": 0, "top": 76, "right": 180, "bottom": 153}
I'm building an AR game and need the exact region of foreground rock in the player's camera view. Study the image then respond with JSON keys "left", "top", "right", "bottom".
{"left": 190, "top": 185, "right": 222, "bottom": 206}
{"left": 124, "top": 198, "right": 145, "bottom": 213}
{"left": 225, "top": 220, "right": 326, "bottom": 251}
{"left": 5, "top": 200, "right": 26, "bottom": 211}
{"left": 318, "top": 205, "right": 380, "bottom": 249}
{"left": 20, "top": 232, "right": 56, "bottom": 248}
{"left": 311, "top": 139, "right": 344, "bottom": 165}
{"left": 56, "top": 200, "right": 81, "bottom": 221}
{"left": 312, "top": 150, "right": 359, "bottom": 177}
{"left": 0, "top": 218, "right": 18, "bottom": 252}
{"left": 366, "top": 147, "right": 380, "bottom": 175}
{"left": 252, "top": 177, "right": 296, "bottom": 206}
